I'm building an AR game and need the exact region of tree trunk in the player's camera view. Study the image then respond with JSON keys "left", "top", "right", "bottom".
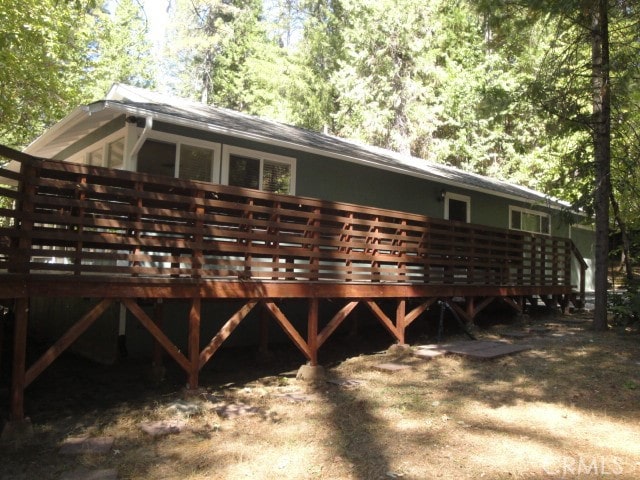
{"left": 591, "top": 0, "right": 611, "bottom": 331}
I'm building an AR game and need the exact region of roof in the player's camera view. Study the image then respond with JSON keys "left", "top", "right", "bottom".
{"left": 25, "top": 83, "right": 570, "bottom": 209}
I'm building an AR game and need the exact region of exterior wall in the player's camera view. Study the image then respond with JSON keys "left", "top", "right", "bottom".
{"left": 152, "top": 121, "right": 578, "bottom": 236}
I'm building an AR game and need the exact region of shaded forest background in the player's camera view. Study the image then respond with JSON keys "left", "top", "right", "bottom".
{"left": 2, "top": 0, "right": 640, "bottom": 327}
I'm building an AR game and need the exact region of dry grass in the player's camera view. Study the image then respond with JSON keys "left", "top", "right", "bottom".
{"left": 1, "top": 309, "right": 640, "bottom": 479}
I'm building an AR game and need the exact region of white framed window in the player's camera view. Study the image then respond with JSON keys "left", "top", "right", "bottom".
{"left": 60, "top": 131, "right": 125, "bottom": 167}
{"left": 62, "top": 129, "right": 221, "bottom": 183}
{"left": 136, "top": 133, "right": 221, "bottom": 183}
{"left": 509, "top": 206, "right": 551, "bottom": 235}
{"left": 221, "top": 145, "right": 296, "bottom": 194}
{"left": 444, "top": 192, "right": 471, "bottom": 223}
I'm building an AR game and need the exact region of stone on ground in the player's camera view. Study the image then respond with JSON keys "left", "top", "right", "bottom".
{"left": 140, "top": 420, "right": 186, "bottom": 437}
{"left": 59, "top": 436, "right": 114, "bottom": 455}
{"left": 296, "top": 364, "right": 326, "bottom": 382}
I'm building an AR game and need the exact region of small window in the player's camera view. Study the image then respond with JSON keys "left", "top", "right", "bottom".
{"left": 510, "top": 206, "right": 550, "bottom": 234}
{"left": 107, "top": 138, "right": 124, "bottom": 169}
{"left": 222, "top": 146, "right": 295, "bottom": 194}
{"left": 444, "top": 193, "right": 470, "bottom": 223}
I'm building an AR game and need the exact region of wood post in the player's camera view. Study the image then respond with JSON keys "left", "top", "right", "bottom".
{"left": 10, "top": 298, "right": 28, "bottom": 421}
{"left": 199, "top": 300, "right": 258, "bottom": 369}
{"left": 396, "top": 300, "right": 406, "bottom": 344}
{"left": 187, "top": 297, "right": 201, "bottom": 390}
{"left": 308, "top": 298, "right": 319, "bottom": 366}
{"left": 466, "top": 297, "right": 475, "bottom": 319}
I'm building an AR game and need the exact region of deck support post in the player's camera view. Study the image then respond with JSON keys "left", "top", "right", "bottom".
{"left": 308, "top": 298, "right": 319, "bottom": 366}
{"left": 9, "top": 298, "right": 28, "bottom": 422}
{"left": 466, "top": 297, "right": 475, "bottom": 319}
{"left": 151, "top": 299, "right": 165, "bottom": 381}
{"left": 187, "top": 297, "right": 201, "bottom": 390}
{"left": 396, "top": 300, "right": 406, "bottom": 345}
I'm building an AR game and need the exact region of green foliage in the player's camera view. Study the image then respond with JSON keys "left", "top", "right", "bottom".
{"left": 0, "top": 0, "right": 155, "bottom": 149}
{"left": 608, "top": 281, "right": 640, "bottom": 327}
{"left": 169, "top": 0, "right": 294, "bottom": 121}
{"left": 0, "top": 1, "right": 88, "bottom": 147}
{"left": 83, "top": 0, "right": 157, "bottom": 100}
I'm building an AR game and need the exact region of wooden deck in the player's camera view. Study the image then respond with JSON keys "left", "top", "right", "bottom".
{"left": 0, "top": 145, "right": 587, "bottom": 423}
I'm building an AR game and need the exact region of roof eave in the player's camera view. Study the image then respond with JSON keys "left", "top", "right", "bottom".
{"left": 59, "top": 101, "right": 576, "bottom": 213}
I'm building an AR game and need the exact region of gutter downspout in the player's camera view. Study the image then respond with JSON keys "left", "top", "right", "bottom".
{"left": 130, "top": 116, "right": 153, "bottom": 159}
{"left": 125, "top": 115, "right": 153, "bottom": 171}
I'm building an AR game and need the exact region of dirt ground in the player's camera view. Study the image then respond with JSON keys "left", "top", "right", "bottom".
{"left": 1, "top": 307, "right": 639, "bottom": 480}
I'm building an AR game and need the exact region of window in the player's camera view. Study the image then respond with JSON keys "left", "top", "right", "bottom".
{"left": 222, "top": 146, "right": 295, "bottom": 194}
{"left": 107, "top": 138, "right": 124, "bottom": 169}
{"left": 137, "top": 140, "right": 176, "bottom": 177}
{"left": 444, "top": 192, "right": 470, "bottom": 223}
{"left": 510, "top": 206, "right": 550, "bottom": 234}
{"left": 179, "top": 144, "right": 214, "bottom": 182}
{"left": 136, "top": 139, "right": 218, "bottom": 182}
{"left": 228, "top": 155, "right": 260, "bottom": 189}
{"left": 87, "top": 147, "right": 103, "bottom": 166}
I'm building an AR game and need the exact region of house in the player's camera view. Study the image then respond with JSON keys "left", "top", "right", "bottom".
{"left": 0, "top": 84, "right": 593, "bottom": 424}
{"left": 23, "top": 83, "right": 595, "bottom": 283}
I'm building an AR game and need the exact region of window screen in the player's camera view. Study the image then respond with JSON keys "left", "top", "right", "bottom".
{"left": 179, "top": 144, "right": 213, "bottom": 182}
{"left": 511, "top": 210, "right": 521, "bottom": 230}
{"left": 263, "top": 160, "right": 291, "bottom": 193}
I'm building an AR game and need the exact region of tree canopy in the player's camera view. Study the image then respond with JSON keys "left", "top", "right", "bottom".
{"left": 0, "top": 0, "right": 155, "bottom": 148}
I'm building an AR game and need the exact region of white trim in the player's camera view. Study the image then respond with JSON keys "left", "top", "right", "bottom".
{"left": 444, "top": 192, "right": 471, "bottom": 222}
{"left": 509, "top": 205, "right": 551, "bottom": 235}
{"left": 221, "top": 145, "right": 296, "bottom": 194}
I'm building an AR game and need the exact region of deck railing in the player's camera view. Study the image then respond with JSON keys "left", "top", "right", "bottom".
{"left": 0, "top": 146, "right": 585, "bottom": 291}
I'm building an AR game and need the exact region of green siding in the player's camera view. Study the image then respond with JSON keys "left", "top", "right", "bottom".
{"left": 150, "top": 120, "right": 593, "bottom": 251}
